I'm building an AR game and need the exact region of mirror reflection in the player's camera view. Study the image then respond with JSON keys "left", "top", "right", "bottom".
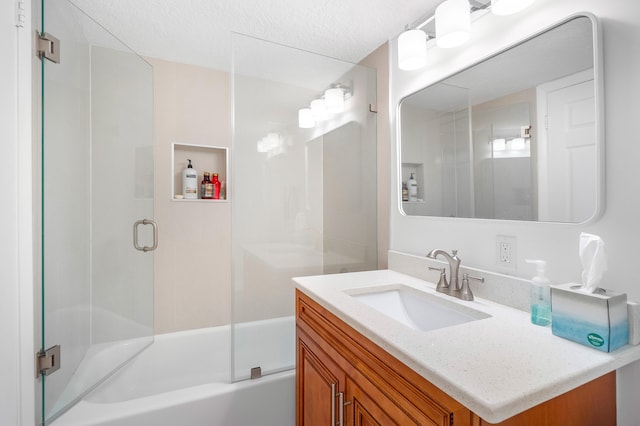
{"left": 399, "top": 15, "right": 599, "bottom": 222}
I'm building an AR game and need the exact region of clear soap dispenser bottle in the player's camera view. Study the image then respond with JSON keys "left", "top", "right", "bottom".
{"left": 525, "top": 259, "right": 552, "bottom": 326}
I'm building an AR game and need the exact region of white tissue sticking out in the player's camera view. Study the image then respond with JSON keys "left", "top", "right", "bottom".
{"left": 579, "top": 232, "right": 607, "bottom": 293}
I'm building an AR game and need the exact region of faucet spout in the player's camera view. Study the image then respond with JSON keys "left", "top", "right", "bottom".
{"left": 426, "top": 249, "right": 461, "bottom": 297}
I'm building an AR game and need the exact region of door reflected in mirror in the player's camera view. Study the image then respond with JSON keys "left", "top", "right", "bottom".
{"left": 399, "top": 15, "right": 602, "bottom": 223}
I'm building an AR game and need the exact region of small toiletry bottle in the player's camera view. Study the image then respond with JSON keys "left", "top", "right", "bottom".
{"left": 182, "top": 159, "right": 198, "bottom": 199}
{"left": 220, "top": 180, "right": 226, "bottom": 200}
{"left": 212, "top": 173, "right": 221, "bottom": 200}
{"left": 201, "top": 172, "right": 213, "bottom": 199}
{"left": 402, "top": 181, "right": 409, "bottom": 201}
{"left": 408, "top": 173, "right": 418, "bottom": 202}
{"left": 526, "top": 259, "right": 552, "bottom": 326}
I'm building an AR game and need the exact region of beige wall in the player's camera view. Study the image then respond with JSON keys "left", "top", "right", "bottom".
{"left": 149, "top": 47, "right": 390, "bottom": 333}
{"left": 148, "top": 57, "right": 231, "bottom": 334}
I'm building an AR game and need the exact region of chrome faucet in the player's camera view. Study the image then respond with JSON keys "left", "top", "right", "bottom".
{"left": 427, "top": 249, "right": 485, "bottom": 301}
{"left": 426, "top": 249, "right": 461, "bottom": 298}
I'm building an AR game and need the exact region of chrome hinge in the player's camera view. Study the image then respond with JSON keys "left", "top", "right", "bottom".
{"left": 15, "top": 0, "right": 26, "bottom": 27}
{"left": 36, "top": 345, "right": 61, "bottom": 377}
{"left": 369, "top": 103, "right": 378, "bottom": 113}
{"left": 37, "top": 32, "right": 60, "bottom": 63}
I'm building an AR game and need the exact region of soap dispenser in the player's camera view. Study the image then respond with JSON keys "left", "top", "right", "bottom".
{"left": 525, "top": 259, "right": 552, "bottom": 326}
{"left": 408, "top": 173, "right": 418, "bottom": 202}
{"left": 182, "top": 159, "right": 198, "bottom": 199}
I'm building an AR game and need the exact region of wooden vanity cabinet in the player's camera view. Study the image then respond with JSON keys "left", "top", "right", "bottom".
{"left": 297, "top": 290, "right": 469, "bottom": 426}
{"left": 296, "top": 289, "right": 616, "bottom": 426}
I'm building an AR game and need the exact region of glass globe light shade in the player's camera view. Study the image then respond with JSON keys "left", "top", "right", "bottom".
{"left": 436, "top": 0, "right": 471, "bottom": 48}
{"left": 397, "top": 29, "right": 427, "bottom": 70}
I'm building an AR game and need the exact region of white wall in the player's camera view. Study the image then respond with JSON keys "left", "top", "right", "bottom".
{"left": 389, "top": 0, "right": 640, "bottom": 423}
{"left": 0, "top": 2, "right": 21, "bottom": 422}
{"left": 1, "top": 0, "right": 35, "bottom": 425}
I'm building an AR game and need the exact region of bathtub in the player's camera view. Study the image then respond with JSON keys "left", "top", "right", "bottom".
{"left": 52, "top": 317, "right": 296, "bottom": 426}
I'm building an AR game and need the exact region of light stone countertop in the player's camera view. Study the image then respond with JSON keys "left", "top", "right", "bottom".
{"left": 293, "top": 269, "right": 640, "bottom": 423}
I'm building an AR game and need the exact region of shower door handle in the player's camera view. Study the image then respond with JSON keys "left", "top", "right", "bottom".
{"left": 133, "top": 219, "right": 158, "bottom": 252}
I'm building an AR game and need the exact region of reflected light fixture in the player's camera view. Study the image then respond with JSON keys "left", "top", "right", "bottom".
{"left": 510, "top": 137, "right": 526, "bottom": 150}
{"left": 310, "top": 98, "right": 328, "bottom": 121}
{"left": 491, "top": 0, "right": 535, "bottom": 16}
{"left": 324, "top": 86, "right": 345, "bottom": 114}
{"left": 398, "top": 29, "right": 428, "bottom": 71}
{"left": 492, "top": 138, "right": 506, "bottom": 151}
{"left": 298, "top": 108, "right": 315, "bottom": 128}
{"left": 436, "top": 0, "right": 471, "bottom": 48}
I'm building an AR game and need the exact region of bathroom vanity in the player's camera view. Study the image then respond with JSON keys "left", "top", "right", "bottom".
{"left": 295, "top": 268, "right": 640, "bottom": 425}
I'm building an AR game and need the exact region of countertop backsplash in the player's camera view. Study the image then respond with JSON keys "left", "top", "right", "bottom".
{"left": 389, "top": 250, "right": 546, "bottom": 313}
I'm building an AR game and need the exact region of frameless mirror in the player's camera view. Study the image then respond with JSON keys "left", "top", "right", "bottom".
{"left": 399, "top": 15, "right": 602, "bottom": 222}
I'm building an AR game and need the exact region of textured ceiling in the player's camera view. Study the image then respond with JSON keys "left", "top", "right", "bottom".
{"left": 69, "top": 0, "right": 442, "bottom": 70}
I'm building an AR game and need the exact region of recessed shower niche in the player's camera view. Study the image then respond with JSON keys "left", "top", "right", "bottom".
{"left": 171, "top": 142, "right": 228, "bottom": 201}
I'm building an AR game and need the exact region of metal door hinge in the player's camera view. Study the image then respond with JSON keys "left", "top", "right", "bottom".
{"left": 37, "top": 32, "right": 60, "bottom": 64}
{"left": 36, "top": 345, "right": 61, "bottom": 377}
{"left": 369, "top": 103, "right": 378, "bottom": 113}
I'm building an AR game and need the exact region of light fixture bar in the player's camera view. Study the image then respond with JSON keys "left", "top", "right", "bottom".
{"left": 409, "top": 0, "right": 490, "bottom": 33}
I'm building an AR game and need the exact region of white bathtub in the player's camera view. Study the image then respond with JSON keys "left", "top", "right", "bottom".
{"left": 52, "top": 317, "right": 296, "bottom": 426}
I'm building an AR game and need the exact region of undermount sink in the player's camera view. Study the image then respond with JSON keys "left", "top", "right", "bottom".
{"left": 349, "top": 286, "right": 490, "bottom": 332}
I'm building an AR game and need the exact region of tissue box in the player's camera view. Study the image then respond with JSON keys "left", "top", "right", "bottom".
{"left": 551, "top": 283, "right": 628, "bottom": 352}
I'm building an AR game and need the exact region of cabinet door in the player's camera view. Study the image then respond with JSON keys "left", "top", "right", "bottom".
{"left": 297, "top": 338, "right": 344, "bottom": 425}
{"left": 347, "top": 377, "right": 443, "bottom": 426}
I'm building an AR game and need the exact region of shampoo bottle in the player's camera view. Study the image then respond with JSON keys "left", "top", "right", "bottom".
{"left": 525, "top": 259, "right": 552, "bottom": 326}
{"left": 408, "top": 173, "right": 418, "bottom": 202}
{"left": 183, "top": 159, "right": 198, "bottom": 199}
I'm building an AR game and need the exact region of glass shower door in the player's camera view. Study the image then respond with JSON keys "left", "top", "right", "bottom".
{"left": 231, "top": 34, "right": 377, "bottom": 381}
{"left": 40, "top": 0, "right": 155, "bottom": 422}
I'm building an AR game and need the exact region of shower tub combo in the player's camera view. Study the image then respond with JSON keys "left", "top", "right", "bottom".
{"left": 52, "top": 317, "right": 295, "bottom": 426}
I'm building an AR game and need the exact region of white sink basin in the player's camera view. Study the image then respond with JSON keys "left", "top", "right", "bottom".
{"left": 350, "top": 286, "right": 490, "bottom": 332}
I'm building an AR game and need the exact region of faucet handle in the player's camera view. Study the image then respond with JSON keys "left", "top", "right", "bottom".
{"left": 428, "top": 267, "right": 449, "bottom": 293}
{"left": 460, "top": 273, "right": 484, "bottom": 301}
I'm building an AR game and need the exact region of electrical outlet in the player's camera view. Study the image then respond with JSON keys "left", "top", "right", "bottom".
{"left": 496, "top": 235, "right": 517, "bottom": 270}
{"left": 500, "top": 241, "right": 511, "bottom": 263}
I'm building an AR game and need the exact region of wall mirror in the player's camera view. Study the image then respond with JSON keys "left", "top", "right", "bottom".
{"left": 399, "top": 14, "right": 602, "bottom": 222}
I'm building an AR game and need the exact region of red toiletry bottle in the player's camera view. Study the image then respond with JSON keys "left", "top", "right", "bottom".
{"left": 212, "top": 173, "right": 221, "bottom": 200}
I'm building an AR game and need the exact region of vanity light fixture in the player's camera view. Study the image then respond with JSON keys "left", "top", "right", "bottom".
{"left": 310, "top": 98, "right": 328, "bottom": 121}
{"left": 491, "top": 0, "right": 535, "bottom": 16}
{"left": 298, "top": 108, "right": 315, "bottom": 128}
{"left": 435, "top": 0, "right": 471, "bottom": 48}
{"left": 324, "top": 86, "right": 346, "bottom": 114}
{"left": 397, "top": 0, "right": 535, "bottom": 71}
{"left": 398, "top": 28, "right": 428, "bottom": 70}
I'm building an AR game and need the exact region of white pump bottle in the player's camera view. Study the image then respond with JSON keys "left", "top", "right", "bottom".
{"left": 182, "top": 159, "right": 198, "bottom": 199}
